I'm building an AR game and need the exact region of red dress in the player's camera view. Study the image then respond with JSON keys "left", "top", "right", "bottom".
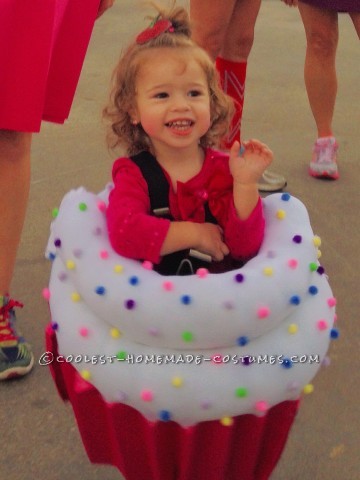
{"left": 0, "top": 0, "right": 100, "bottom": 132}
{"left": 46, "top": 147, "right": 299, "bottom": 479}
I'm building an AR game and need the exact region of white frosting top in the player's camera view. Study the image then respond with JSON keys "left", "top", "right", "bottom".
{"left": 46, "top": 187, "right": 336, "bottom": 426}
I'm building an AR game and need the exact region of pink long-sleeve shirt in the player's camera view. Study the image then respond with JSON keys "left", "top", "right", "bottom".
{"left": 107, "top": 148, "right": 265, "bottom": 265}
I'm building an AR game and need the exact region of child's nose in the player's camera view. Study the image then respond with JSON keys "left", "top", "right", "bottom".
{"left": 171, "top": 94, "right": 190, "bottom": 111}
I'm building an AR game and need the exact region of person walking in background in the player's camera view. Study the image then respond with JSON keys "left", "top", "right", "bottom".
{"left": 296, "top": 0, "right": 360, "bottom": 180}
{"left": 0, "top": 0, "right": 114, "bottom": 381}
{"left": 190, "top": 0, "right": 288, "bottom": 192}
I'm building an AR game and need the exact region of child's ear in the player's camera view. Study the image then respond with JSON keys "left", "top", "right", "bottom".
{"left": 128, "top": 106, "right": 139, "bottom": 125}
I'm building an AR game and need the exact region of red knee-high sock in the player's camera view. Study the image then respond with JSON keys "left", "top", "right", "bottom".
{"left": 216, "top": 57, "right": 247, "bottom": 148}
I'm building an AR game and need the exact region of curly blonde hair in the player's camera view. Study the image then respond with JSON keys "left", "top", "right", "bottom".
{"left": 103, "top": 3, "right": 234, "bottom": 156}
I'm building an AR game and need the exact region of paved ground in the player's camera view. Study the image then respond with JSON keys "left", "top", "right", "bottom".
{"left": 1, "top": 1, "right": 359, "bottom": 479}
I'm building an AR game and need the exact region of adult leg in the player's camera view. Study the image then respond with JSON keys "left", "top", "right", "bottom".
{"left": 298, "top": 2, "right": 338, "bottom": 138}
{"left": 0, "top": 130, "right": 34, "bottom": 380}
{"left": 349, "top": 12, "right": 360, "bottom": 38}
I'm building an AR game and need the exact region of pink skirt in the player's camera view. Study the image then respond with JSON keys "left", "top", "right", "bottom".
{"left": 0, "top": 0, "right": 100, "bottom": 132}
{"left": 46, "top": 325, "right": 299, "bottom": 480}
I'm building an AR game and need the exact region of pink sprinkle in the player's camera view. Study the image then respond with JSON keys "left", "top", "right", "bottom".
{"left": 99, "top": 250, "right": 109, "bottom": 259}
{"left": 327, "top": 297, "right": 337, "bottom": 308}
{"left": 142, "top": 260, "right": 153, "bottom": 270}
{"left": 162, "top": 281, "right": 174, "bottom": 291}
{"left": 257, "top": 307, "right": 270, "bottom": 319}
{"left": 255, "top": 400, "right": 269, "bottom": 413}
{"left": 79, "top": 327, "right": 89, "bottom": 337}
{"left": 196, "top": 268, "right": 209, "bottom": 278}
{"left": 97, "top": 201, "right": 107, "bottom": 213}
{"left": 42, "top": 287, "right": 51, "bottom": 301}
{"left": 287, "top": 258, "right": 298, "bottom": 269}
{"left": 141, "top": 390, "right": 153, "bottom": 402}
{"left": 317, "top": 320, "right": 328, "bottom": 331}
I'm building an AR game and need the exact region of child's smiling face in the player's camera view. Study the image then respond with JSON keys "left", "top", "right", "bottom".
{"left": 132, "top": 48, "right": 212, "bottom": 155}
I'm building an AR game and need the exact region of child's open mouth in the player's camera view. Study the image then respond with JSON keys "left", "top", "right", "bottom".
{"left": 165, "top": 120, "right": 194, "bottom": 131}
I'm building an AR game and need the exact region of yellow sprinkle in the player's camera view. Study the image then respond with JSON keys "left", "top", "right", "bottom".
{"left": 276, "top": 209, "right": 286, "bottom": 220}
{"left": 81, "top": 370, "right": 91, "bottom": 381}
{"left": 313, "top": 235, "right": 322, "bottom": 247}
{"left": 263, "top": 266, "right": 274, "bottom": 276}
{"left": 110, "top": 328, "right": 121, "bottom": 338}
{"left": 114, "top": 264, "right": 124, "bottom": 274}
{"left": 71, "top": 292, "right": 81, "bottom": 302}
{"left": 317, "top": 250, "right": 322, "bottom": 259}
{"left": 171, "top": 377, "right": 183, "bottom": 388}
{"left": 66, "top": 260, "right": 75, "bottom": 270}
{"left": 220, "top": 416, "right": 234, "bottom": 427}
{"left": 288, "top": 323, "right": 299, "bottom": 334}
{"left": 303, "top": 384, "right": 314, "bottom": 395}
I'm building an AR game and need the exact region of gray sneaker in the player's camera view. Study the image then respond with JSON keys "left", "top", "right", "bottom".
{"left": 257, "top": 170, "right": 287, "bottom": 192}
{"left": 0, "top": 298, "right": 34, "bottom": 380}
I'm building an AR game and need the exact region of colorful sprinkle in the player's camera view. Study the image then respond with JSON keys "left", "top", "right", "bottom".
{"left": 237, "top": 336, "right": 249, "bottom": 346}
{"left": 142, "top": 261, "right": 153, "bottom": 270}
{"left": 81, "top": 370, "right": 91, "bottom": 381}
{"left": 162, "top": 281, "right": 174, "bottom": 291}
{"left": 97, "top": 201, "right": 107, "bottom": 212}
{"left": 330, "top": 328, "right": 339, "bottom": 339}
{"left": 158, "top": 410, "right": 172, "bottom": 422}
{"left": 313, "top": 235, "right": 321, "bottom": 247}
{"left": 235, "top": 387, "right": 248, "bottom": 398}
{"left": 263, "top": 267, "right": 273, "bottom": 276}
{"left": 309, "top": 262, "right": 318, "bottom": 272}
{"left": 42, "top": 288, "right": 51, "bottom": 301}
{"left": 110, "top": 328, "right": 121, "bottom": 338}
{"left": 116, "top": 351, "right": 127, "bottom": 361}
{"left": 129, "top": 276, "right": 139, "bottom": 286}
{"left": 196, "top": 268, "right": 209, "bottom": 278}
{"left": 71, "top": 292, "right": 81, "bottom": 302}
{"left": 99, "top": 250, "right": 109, "bottom": 259}
{"left": 327, "top": 297, "right": 337, "bottom": 308}
{"left": 220, "top": 416, "right": 233, "bottom": 426}
{"left": 48, "top": 252, "right": 56, "bottom": 261}
{"left": 54, "top": 238, "right": 61, "bottom": 248}
{"left": 58, "top": 271, "right": 67, "bottom": 282}
{"left": 79, "top": 327, "right": 89, "bottom": 337}
{"left": 292, "top": 235, "right": 302, "bottom": 244}
{"left": 234, "top": 273, "right": 245, "bottom": 283}
{"left": 95, "top": 286, "right": 106, "bottom": 295}
{"left": 78, "top": 202, "right": 87, "bottom": 211}
{"left": 171, "top": 377, "right": 184, "bottom": 388}
{"left": 303, "top": 384, "right": 314, "bottom": 394}
{"left": 308, "top": 285, "right": 318, "bottom": 295}
{"left": 141, "top": 390, "right": 153, "bottom": 402}
{"left": 276, "top": 209, "right": 286, "bottom": 220}
{"left": 281, "top": 193, "right": 291, "bottom": 201}
{"left": 257, "top": 307, "right": 270, "bottom": 319}
{"left": 114, "top": 264, "right": 124, "bottom": 274}
{"left": 317, "top": 320, "right": 328, "bottom": 331}
{"left": 50, "top": 322, "right": 59, "bottom": 331}
{"left": 290, "top": 295, "right": 301, "bottom": 305}
{"left": 288, "top": 259, "right": 298, "bottom": 269}
{"left": 288, "top": 323, "right": 299, "bottom": 334}
{"left": 66, "top": 260, "right": 75, "bottom": 270}
{"left": 255, "top": 400, "right": 269, "bottom": 413}
{"left": 124, "top": 299, "right": 136, "bottom": 310}
{"left": 182, "top": 331, "right": 194, "bottom": 342}
{"left": 51, "top": 207, "right": 59, "bottom": 218}
{"left": 282, "top": 358, "right": 293, "bottom": 369}
{"left": 317, "top": 266, "right": 325, "bottom": 275}
{"left": 181, "top": 294, "right": 192, "bottom": 305}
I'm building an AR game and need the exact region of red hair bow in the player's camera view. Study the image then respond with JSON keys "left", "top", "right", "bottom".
{"left": 136, "top": 19, "right": 174, "bottom": 44}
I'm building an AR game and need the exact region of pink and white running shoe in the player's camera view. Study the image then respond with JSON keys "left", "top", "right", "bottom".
{"left": 309, "top": 137, "right": 339, "bottom": 180}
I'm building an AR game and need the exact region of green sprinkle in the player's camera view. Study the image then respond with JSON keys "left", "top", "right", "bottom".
{"left": 116, "top": 351, "right": 127, "bottom": 361}
{"left": 235, "top": 387, "right": 248, "bottom": 398}
{"left": 52, "top": 207, "right": 59, "bottom": 218}
{"left": 182, "top": 331, "right": 194, "bottom": 342}
{"left": 79, "top": 202, "right": 87, "bottom": 212}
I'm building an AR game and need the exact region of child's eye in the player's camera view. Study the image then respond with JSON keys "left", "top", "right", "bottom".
{"left": 154, "top": 92, "right": 169, "bottom": 99}
{"left": 188, "top": 90, "right": 202, "bottom": 97}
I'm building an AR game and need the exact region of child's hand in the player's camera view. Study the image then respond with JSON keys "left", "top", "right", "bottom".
{"left": 229, "top": 140, "right": 273, "bottom": 185}
{"left": 195, "top": 223, "right": 230, "bottom": 261}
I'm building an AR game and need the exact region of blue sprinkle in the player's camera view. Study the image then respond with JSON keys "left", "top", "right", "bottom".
{"left": 129, "top": 276, "right": 139, "bottom": 286}
{"left": 282, "top": 358, "right": 293, "bottom": 369}
{"left": 237, "top": 336, "right": 249, "bottom": 347}
{"left": 95, "top": 286, "right": 106, "bottom": 295}
{"left": 330, "top": 328, "right": 339, "bottom": 339}
{"left": 181, "top": 294, "right": 192, "bottom": 305}
{"left": 290, "top": 295, "right": 301, "bottom": 305}
{"left": 48, "top": 252, "right": 56, "bottom": 261}
{"left": 158, "top": 410, "right": 172, "bottom": 422}
{"left": 308, "top": 285, "right": 318, "bottom": 295}
{"left": 281, "top": 193, "right": 291, "bottom": 201}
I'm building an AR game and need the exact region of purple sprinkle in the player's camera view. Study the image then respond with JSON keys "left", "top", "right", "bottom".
{"left": 125, "top": 299, "right": 136, "bottom": 310}
{"left": 241, "top": 356, "right": 252, "bottom": 366}
{"left": 54, "top": 238, "right": 61, "bottom": 248}
{"left": 234, "top": 273, "right": 245, "bottom": 283}
{"left": 317, "top": 266, "right": 325, "bottom": 275}
{"left": 51, "top": 322, "right": 59, "bottom": 331}
{"left": 292, "top": 235, "right": 302, "bottom": 244}
{"left": 58, "top": 271, "right": 68, "bottom": 282}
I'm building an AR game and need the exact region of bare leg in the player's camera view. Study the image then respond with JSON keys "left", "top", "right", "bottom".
{"left": 190, "top": 0, "right": 237, "bottom": 60}
{"left": 0, "top": 130, "right": 32, "bottom": 295}
{"left": 298, "top": 2, "right": 338, "bottom": 138}
{"left": 221, "top": 0, "right": 262, "bottom": 62}
{"left": 349, "top": 11, "right": 360, "bottom": 38}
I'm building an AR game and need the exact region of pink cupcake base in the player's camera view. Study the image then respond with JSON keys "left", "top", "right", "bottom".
{"left": 46, "top": 325, "right": 299, "bottom": 480}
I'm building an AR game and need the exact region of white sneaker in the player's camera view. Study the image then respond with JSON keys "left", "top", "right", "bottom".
{"left": 309, "top": 137, "right": 339, "bottom": 180}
